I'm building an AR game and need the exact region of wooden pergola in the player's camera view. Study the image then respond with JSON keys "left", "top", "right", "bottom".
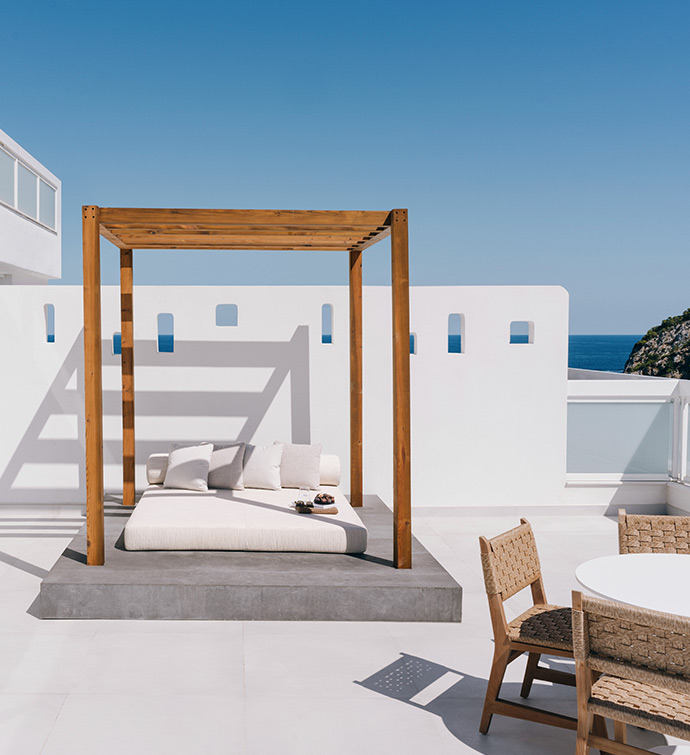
{"left": 82, "top": 207, "right": 411, "bottom": 568}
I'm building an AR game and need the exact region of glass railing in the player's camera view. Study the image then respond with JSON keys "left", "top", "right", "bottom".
{"left": 567, "top": 401, "right": 672, "bottom": 477}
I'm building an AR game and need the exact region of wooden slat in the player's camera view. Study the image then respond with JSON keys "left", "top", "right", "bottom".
{"left": 587, "top": 734, "right": 651, "bottom": 755}
{"left": 82, "top": 206, "right": 105, "bottom": 565}
{"left": 98, "top": 208, "right": 391, "bottom": 228}
{"left": 115, "top": 234, "right": 368, "bottom": 248}
{"left": 113, "top": 229, "right": 373, "bottom": 240}
{"left": 348, "top": 226, "right": 392, "bottom": 253}
{"left": 533, "top": 667, "right": 577, "bottom": 686}
{"left": 509, "top": 640, "right": 573, "bottom": 657}
{"left": 349, "top": 249, "right": 363, "bottom": 508}
{"left": 120, "top": 249, "right": 135, "bottom": 507}
{"left": 104, "top": 223, "right": 390, "bottom": 234}
{"left": 105, "top": 242, "right": 356, "bottom": 251}
{"left": 391, "top": 209, "right": 412, "bottom": 569}
{"left": 99, "top": 224, "right": 129, "bottom": 249}
{"left": 492, "top": 700, "right": 577, "bottom": 731}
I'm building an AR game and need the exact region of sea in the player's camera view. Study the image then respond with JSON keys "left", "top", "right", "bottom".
{"left": 568, "top": 335, "right": 643, "bottom": 373}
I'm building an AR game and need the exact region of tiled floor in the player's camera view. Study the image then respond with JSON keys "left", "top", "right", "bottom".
{"left": 0, "top": 506, "right": 685, "bottom": 754}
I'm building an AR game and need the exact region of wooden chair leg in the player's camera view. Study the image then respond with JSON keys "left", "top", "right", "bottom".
{"left": 480, "top": 644, "right": 513, "bottom": 734}
{"left": 520, "top": 652, "right": 541, "bottom": 699}
{"left": 613, "top": 720, "right": 626, "bottom": 743}
{"left": 576, "top": 711, "right": 593, "bottom": 755}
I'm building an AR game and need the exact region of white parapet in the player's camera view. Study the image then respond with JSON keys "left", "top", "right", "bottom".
{"left": 0, "top": 284, "right": 569, "bottom": 507}
{"left": 0, "top": 129, "right": 61, "bottom": 282}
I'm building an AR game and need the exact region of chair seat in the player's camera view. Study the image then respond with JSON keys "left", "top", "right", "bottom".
{"left": 507, "top": 604, "right": 573, "bottom": 651}
{"left": 590, "top": 675, "right": 690, "bottom": 739}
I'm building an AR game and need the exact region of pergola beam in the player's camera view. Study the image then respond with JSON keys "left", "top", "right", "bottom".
{"left": 98, "top": 207, "right": 391, "bottom": 227}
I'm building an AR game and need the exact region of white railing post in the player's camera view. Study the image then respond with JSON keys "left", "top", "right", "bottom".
{"left": 671, "top": 396, "right": 682, "bottom": 481}
{"left": 680, "top": 398, "right": 689, "bottom": 483}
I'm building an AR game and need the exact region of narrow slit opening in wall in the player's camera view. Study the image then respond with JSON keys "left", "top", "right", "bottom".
{"left": 216, "top": 304, "right": 238, "bottom": 327}
{"left": 510, "top": 320, "right": 533, "bottom": 344}
{"left": 113, "top": 333, "right": 121, "bottom": 356}
{"left": 410, "top": 332, "right": 417, "bottom": 355}
{"left": 44, "top": 303, "right": 55, "bottom": 343}
{"left": 322, "top": 303, "right": 333, "bottom": 344}
{"left": 157, "top": 313, "right": 174, "bottom": 353}
{"left": 448, "top": 313, "right": 464, "bottom": 353}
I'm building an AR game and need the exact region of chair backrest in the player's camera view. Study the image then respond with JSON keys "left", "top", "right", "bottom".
{"left": 618, "top": 508, "right": 690, "bottom": 554}
{"left": 572, "top": 591, "right": 690, "bottom": 694}
{"left": 480, "top": 519, "right": 542, "bottom": 601}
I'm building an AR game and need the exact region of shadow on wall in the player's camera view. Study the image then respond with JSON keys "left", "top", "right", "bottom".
{"left": 0, "top": 325, "right": 311, "bottom": 504}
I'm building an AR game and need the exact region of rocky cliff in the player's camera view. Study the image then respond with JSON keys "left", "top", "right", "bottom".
{"left": 625, "top": 309, "right": 690, "bottom": 378}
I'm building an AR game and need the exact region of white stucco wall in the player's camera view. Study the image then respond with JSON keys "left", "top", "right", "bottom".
{"left": 0, "top": 130, "right": 61, "bottom": 281}
{"left": 0, "top": 284, "right": 569, "bottom": 507}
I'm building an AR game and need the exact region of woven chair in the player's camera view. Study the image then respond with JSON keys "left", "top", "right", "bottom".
{"left": 618, "top": 508, "right": 690, "bottom": 554}
{"left": 479, "top": 518, "right": 577, "bottom": 734}
{"left": 573, "top": 590, "right": 690, "bottom": 754}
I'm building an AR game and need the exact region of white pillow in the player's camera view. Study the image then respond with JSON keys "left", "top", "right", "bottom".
{"left": 243, "top": 443, "right": 283, "bottom": 490}
{"left": 275, "top": 442, "right": 322, "bottom": 489}
{"left": 163, "top": 443, "right": 213, "bottom": 492}
{"left": 208, "top": 442, "right": 245, "bottom": 490}
{"left": 319, "top": 454, "right": 341, "bottom": 486}
{"left": 147, "top": 453, "right": 169, "bottom": 485}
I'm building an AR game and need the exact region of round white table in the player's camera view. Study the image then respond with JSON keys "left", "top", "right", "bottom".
{"left": 575, "top": 553, "right": 690, "bottom": 618}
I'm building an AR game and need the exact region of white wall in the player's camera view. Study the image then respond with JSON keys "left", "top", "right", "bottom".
{"left": 0, "top": 130, "right": 61, "bottom": 281}
{"left": 0, "top": 284, "right": 569, "bottom": 508}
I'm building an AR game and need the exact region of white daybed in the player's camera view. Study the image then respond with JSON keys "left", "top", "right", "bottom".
{"left": 124, "top": 453, "right": 368, "bottom": 554}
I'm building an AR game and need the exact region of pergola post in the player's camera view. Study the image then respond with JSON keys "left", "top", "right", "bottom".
{"left": 120, "top": 249, "right": 135, "bottom": 507}
{"left": 349, "top": 249, "right": 363, "bottom": 508}
{"left": 391, "top": 209, "right": 412, "bottom": 569}
{"left": 82, "top": 205, "right": 105, "bottom": 565}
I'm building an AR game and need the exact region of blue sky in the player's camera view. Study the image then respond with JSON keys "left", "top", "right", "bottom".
{"left": 2, "top": 0, "right": 688, "bottom": 333}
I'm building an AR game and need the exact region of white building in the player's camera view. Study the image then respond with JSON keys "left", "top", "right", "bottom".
{"left": 0, "top": 128, "right": 61, "bottom": 284}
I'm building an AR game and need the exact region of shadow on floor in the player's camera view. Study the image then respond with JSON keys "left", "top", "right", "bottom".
{"left": 0, "top": 549, "right": 49, "bottom": 579}
{"left": 355, "top": 652, "right": 669, "bottom": 753}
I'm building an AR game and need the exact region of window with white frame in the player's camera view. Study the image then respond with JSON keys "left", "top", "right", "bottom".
{"left": 0, "top": 148, "right": 13, "bottom": 206}
{"left": 0, "top": 145, "right": 57, "bottom": 231}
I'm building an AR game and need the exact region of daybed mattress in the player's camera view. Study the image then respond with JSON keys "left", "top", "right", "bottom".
{"left": 124, "top": 486, "right": 368, "bottom": 554}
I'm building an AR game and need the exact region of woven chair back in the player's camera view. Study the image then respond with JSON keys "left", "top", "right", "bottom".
{"left": 573, "top": 594, "right": 690, "bottom": 694}
{"left": 480, "top": 520, "right": 541, "bottom": 600}
{"left": 618, "top": 509, "right": 690, "bottom": 554}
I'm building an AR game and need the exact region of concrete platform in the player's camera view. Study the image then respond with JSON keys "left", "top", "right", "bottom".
{"left": 39, "top": 496, "right": 463, "bottom": 621}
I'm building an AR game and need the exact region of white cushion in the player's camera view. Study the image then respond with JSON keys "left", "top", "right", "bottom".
{"left": 208, "top": 442, "right": 245, "bottom": 490}
{"left": 243, "top": 443, "right": 283, "bottom": 490}
{"left": 146, "top": 454, "right": 169, "bottom": 485}
{"left": 124, "top": 486, "right": 367, "bottom": 553}
{"left": 147, "top": 451, "right": 341, "bottom": 487}
{"left": 319, "top": 454, "right": 341, "bottom": 486}
{"left": 163, "top": 443, "right": 213, "bottom": 492}
{"left": 276, "top": 442, "right": 321, "bottom": 489}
